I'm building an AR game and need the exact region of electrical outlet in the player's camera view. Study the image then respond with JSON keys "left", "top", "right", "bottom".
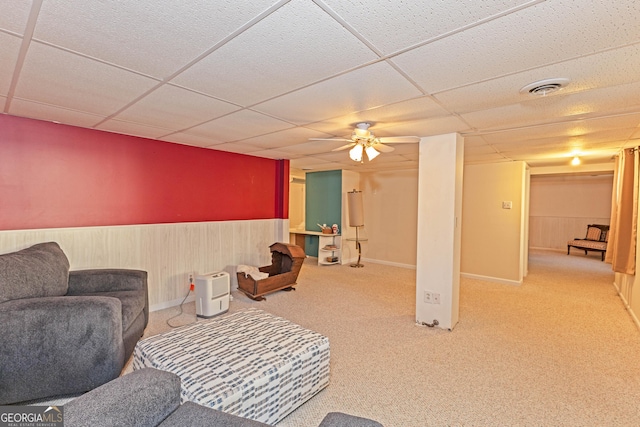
{"left": 433, "top": 293, "right": 441, "bottom": 304}
{"left": 424, "top": 291, "right": 432, "bottom": 304}
{"left": 186, "top": 272, "right": 196, "bottom": 286}
{"left": 187, "top": 272, "right": 196, "bottom": 291}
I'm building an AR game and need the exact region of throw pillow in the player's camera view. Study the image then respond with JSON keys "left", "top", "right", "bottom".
{"left": 0, "top": 242, "right": 70, "bottom": 303}
{"left": 586, "top": 226, "right": 602, "bottom": 241}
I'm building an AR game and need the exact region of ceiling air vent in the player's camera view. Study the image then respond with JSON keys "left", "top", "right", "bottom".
{"left": 520, "top": 78, "right": 570, "bottom": 96}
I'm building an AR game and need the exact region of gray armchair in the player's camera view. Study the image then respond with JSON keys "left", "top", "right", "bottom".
{"left": 0, "top": 242, "right": 148, "bottom": 405}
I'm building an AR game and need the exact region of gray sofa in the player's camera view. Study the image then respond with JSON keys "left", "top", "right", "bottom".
{"left": 65, "top": 368, "right": 383, "bottom": 427}
{"left": 0, "top": 242, "right": 148, "bottom": 404}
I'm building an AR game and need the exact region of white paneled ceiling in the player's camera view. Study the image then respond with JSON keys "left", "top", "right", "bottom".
{"left": 2, "top": 0, "right": 640, "bottom": 172}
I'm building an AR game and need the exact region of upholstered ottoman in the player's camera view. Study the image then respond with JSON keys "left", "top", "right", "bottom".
{"left": 133, "top": 308, "right": 330, "bottom": 425}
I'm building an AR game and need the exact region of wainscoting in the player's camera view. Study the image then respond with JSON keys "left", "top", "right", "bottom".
{"left": 0, "top": 219, "right": 287, "bottom": 310}
{"left": 529, "top": 216, "right": 610, "bottom": 250}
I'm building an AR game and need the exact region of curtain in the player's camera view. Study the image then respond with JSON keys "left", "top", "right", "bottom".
{"left": 609, "top": 148, "right": 639, "bottom": 274}
{"left": 605, "top": 155, "right": 621, "bottom": 264}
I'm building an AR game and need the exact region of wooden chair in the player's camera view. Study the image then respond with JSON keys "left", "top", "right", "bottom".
{"left": 567, "top": 224, "right": 609, "bottom": 261}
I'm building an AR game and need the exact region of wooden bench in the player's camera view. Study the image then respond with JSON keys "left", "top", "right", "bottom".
{"left": 567, "top": 224, "right": 609, "bottom": 261}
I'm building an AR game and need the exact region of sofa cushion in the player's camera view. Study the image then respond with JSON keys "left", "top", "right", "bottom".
{"left": 0, "top": 242, "right": 70, "bottom": 303}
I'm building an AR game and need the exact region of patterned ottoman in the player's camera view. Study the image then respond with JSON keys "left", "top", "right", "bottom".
{"left": 133, "top": 308, "right": 330, "bottom": 425}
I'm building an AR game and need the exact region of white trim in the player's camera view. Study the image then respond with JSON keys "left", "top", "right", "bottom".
{"left": 460, "top": 272, "right": 522, "bottom": 286}
{"left": 362, "top": 257, "right": 416, "bottom": 270}
{"left": 150, "top": 295, "right": 195, "bottom": 312}
{"left": 613, "top": 280, "right": 640, "bottom": 330}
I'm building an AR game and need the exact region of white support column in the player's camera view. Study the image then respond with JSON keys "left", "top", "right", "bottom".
{"left": 415, "top": 133, "right": 464, "bottom": 330}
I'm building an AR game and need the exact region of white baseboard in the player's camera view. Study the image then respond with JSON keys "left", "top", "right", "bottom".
{"left": 613, "top": 280, "right": 640, "bottom": 331}
{"left": 150, "top": 294, "right": 195, "bottom": 312}
{"left": 460, "top": 272, "right": 522, "bottom": 286}
{"left": 362, "top": 258, "right": 416, "bottom": 270}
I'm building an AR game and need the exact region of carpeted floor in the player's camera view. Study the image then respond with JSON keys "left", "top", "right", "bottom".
{"left": 129, "top": 249, "right": 640, "bottom": 426}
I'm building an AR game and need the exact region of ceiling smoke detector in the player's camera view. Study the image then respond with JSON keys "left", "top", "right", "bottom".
{"left": 520, "top": 78, "right": 570, "bottom": 96}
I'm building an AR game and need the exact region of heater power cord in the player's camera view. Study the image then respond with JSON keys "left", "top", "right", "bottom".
{"left": 166, "top": 278, "right": 197, "bottom": 328}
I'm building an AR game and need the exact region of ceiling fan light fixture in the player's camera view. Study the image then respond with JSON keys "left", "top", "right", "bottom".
{"left": 349, "top": 143, "right": 364, "bottom": 162}
{"left": 365, "top": 145, "right": 380, "bottom": 161}
{"left": 353, "top": 122, "right": 374, "bottom": 140}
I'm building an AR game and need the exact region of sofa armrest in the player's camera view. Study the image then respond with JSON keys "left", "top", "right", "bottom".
{"left": 68, "top": 269, "right": 147, "bottom": 294}
{"left": 0, "top": 296, "right": 124, "bottom": 404}
{"left": 65, "top": 368, "right": 181, "bottom": 427}
{"left": 319, "top": 412, "right": 384, "bottom": 427}
{"left": 68, "top": 269, "right": 148, "bottom": 327}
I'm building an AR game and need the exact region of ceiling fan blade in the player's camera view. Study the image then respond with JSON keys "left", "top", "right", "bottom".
{"left": 309, "top": 138, "right": 353, "bottom": 142}
{"left": 377, "top": 136, "right": 420, "bottom": 143}
{"left": 331, "top": 143, "right": 356, "bottom": 152}
{"left": 372, "top": 142, "right": 395, "bottom": 153}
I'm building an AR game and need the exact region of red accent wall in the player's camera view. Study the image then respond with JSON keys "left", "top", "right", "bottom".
{"left": 0, "top": 114, "right": 288, "bottom": 230}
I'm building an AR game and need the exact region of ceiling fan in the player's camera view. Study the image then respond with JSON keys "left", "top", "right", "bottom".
{"left": 310, "top": 122, "right": 419, "bottom": 162}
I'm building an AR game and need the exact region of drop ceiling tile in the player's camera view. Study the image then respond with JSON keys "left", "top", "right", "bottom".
{"left": 393, "top": 0, "right": 640, "bottom": 93}
{"left": 173, "top": 1, "right": 377, "bottom": 106}
{"left": 379, "top": 144, "right": 418, "bottom": 156}
{"left": 490, "top": 129, "right": 636, "bottom": 152}
{"left": 462, "top": 136, "right": 491, "bottom": 147}
{"left": 306, "top": 96, "right": 452, "bottom": 135}
{"left": 15, "top": 42, "right": 158, "bottom": 116}
{"left": 241, "top": 128, "right": 335, "bottom": 150}
{"left": 9, "top": 98, "right": 105, "bottom": 127}
{"left": 311, "top": 151, "right": 354, "bottom": 163}
{"left": 0, "top": 32, "right": 21, "bottom": 95}
{"left": 461, "top": 82, "right": 640, "bottom": 131}
{"left": 0, "top": 1, "right": 31, "bottom": 34}
{"left": 505, "top": 147, "right": 619, "bottom": 163}
{"left": 465, "top": 144, "right": 498, "bottom": 156}
{"left": 115, "top": 85, "right": 240, "bottom": 130}
{"left": 464, "top": 153, "right": 511, "bottom": 164}
{"left": 209, "top": 142, "right": 267, "bottom": 155}
{"left": 244, "top": 148, "right": 303, "bottom": 160}
{"left": 185, "top": 109, "right": 294, "bottom": 142}
{"left": 289, "top": 157, "right": 334, "bottom": 170}
{"left": 324, "top": 0, "right": 534, "bottom": 55}
{"left": 381, "top": 115, "right": 472, "bottom": 137}
{"left": 160, "top": 132, "right": 224, "bottom": 148}
{"left": 95, "top": 119, "right": 174, "bottom": 139}
{"left": 277, "top": 140, "right": 347, "bottom": 156}
{"left": 254, "top": 61, "right": 422, "bottom": 125}
{"left": 475, "top": 113, "right": 640, "bottom": 145}
{"left": 33, "top": 0, "right": 279, "bottom": 78}
{"left": 435, "top": 44, "right": 640, "bottom": 114}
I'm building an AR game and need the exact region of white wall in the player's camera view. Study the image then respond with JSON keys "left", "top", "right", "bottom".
{"left": 341, "top": 170, "right": 361, "bottom": 264}
{"left": 0, "top": 219, "right": 283, "bottom": 311}
{"left": 360, "top": 169, "right": 419, "bottom": 268}
{"left": 461, "top": 162, "right": 528, "bottom": 284}
{"left": 289, "top": 169, "right": 306, "bottom": 230}
{"left": 529, "top": 174, "right": 613, "bottom": 250}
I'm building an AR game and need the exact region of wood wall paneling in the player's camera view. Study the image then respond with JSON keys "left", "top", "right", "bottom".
{"left": 0, "top": 219, "right": 280, "bottom": 311}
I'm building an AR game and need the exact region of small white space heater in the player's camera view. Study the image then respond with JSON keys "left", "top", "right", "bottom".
{"left": 195, "top": 271, "right": 230, "bottom": 319}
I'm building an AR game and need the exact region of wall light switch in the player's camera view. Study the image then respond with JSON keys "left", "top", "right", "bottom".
{"left": 502, "top": 201, "right": 512, "bottom": 209}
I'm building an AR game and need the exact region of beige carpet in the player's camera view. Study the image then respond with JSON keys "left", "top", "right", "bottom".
{"left": 132, "top": 249, "right": 640, "bottom": 426}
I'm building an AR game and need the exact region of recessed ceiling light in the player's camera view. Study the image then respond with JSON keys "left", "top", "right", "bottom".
{"left": 520, "top": 78, "right": 570, "bottom": 96}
